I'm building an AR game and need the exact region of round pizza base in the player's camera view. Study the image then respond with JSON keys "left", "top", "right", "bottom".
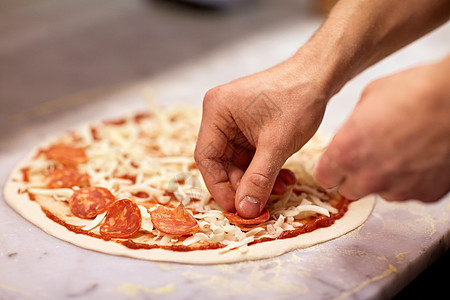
{"left": 4, "top": 156, "right": 375, "bottom": 264}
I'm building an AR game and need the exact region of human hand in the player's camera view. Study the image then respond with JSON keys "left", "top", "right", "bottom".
{"left": 315, "top": 57, "right": 450, "bottom": 202}
{"left": 195, "top": 56, "right": 331, "bottom": 218}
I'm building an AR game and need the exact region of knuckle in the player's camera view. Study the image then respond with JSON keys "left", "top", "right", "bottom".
{"left": 248, "top": 172, "right": 272, "bottom": 190}
{"left": 203, "top": 85, "right": 228, "bottom": 107}
{"left": 203, "top": 88, "right": 218, "bottom": 109}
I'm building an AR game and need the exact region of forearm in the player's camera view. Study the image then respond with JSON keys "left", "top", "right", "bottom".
{"left": 296, "top": 0, "right": 450, "bottom": 97}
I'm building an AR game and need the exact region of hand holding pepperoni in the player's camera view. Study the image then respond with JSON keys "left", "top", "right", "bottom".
{"left": 224, "top": 207, "right": 270, "bottom": 225}
{"left": 194, "top": 58, "right": 327, "bottom": 219}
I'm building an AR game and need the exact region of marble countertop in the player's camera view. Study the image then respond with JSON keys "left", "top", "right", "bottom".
{"left": 1, "top": 19, "right": 449, "bottom": 300}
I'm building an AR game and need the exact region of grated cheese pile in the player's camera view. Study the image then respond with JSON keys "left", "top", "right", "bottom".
{"left": 22, "top": 102, "right": 340, "bottom": 253}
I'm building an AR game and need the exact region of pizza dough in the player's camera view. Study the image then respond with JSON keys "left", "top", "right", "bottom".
{"left": 3, "top": 104, "right": 375, "bottom": 264}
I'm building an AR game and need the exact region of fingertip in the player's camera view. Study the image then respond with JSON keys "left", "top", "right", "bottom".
{"left": 209, "top": 182, "right": 237, "bottom": 213}
{"left": 234, "top": 172, "right": 272, "bottom": 218}
{"left": 234, "top": 147, "right": 285, "bottom": 218}
{"left": 314, "top": 154, "right": 340, "bottom": 189}
{"left": 228, "top": 164, "right": 244, "bottom": 192}
{"left": 220, "top": 200, "right": 237, "bottom": 213}
{"left": 271, "top": 177, "right": 287, "bottom": 195}
{"left": 337, "top": 181, "right": 364, "bottom": 200}
{"left": 236, "top": 196, "right": 263, "bottom": 218}
{"left": 278, "top": 169, "right": 297, "bottom": 186}
{"left": 313, "top": 156, "right": 327, "bottom": 186}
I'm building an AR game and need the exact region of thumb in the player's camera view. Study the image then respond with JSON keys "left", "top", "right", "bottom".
{"left": 235, "top": 146, "right": 285, "bottom": 218}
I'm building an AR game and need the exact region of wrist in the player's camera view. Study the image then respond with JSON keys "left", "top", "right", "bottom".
{"left": 289, "top": 40, "right": 356, "bottom": 102}
{"left": 289, "top": 0, "right": 450, "bottom": 102}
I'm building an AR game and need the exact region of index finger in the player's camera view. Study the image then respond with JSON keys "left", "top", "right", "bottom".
{"left": 194, "top": 110, "right": 236, "bottom": 212}
{"left": 195, "top": 155, "right": 236, "bottom": 212}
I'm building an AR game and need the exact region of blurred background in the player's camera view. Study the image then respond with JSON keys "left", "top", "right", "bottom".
{"left": 0, "top": 0, "right": 334, "bottom": 139}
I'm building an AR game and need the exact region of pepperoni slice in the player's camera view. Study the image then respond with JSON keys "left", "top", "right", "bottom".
{"left": 46, "top": 167, "right": 90, "bottom": 188}
{"left": 69, "top": 186, "right": 116, "bottom": 219}
{"left": 44, "top": 144, "right": 87, "bottom": 166}
{"left": 100, "top": 199, "right": 142, "bottom": 239}
{"left": 224, "top": 207, "right": 270, "bottom": 225}
{"left": 150, "top": 204, "right": 199, "bottom": 235}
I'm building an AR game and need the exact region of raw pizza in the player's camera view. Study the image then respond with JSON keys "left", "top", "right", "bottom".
{"left": 3, "top": 103, "right": 375, "bottom": 264}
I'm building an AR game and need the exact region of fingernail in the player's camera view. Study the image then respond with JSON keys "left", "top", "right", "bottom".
{"left": 238, "top": 196, "right": 262, "bottom": 218}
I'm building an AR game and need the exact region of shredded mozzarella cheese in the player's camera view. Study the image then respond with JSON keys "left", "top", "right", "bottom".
{"left": 28, "top": 188, "right": 74, "bottom": 199}
{"left": 219, "top": 236, "right": 255, "bottom": 254}
{"left": 81, "top": 212, "right": 106, "bottom": 231}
